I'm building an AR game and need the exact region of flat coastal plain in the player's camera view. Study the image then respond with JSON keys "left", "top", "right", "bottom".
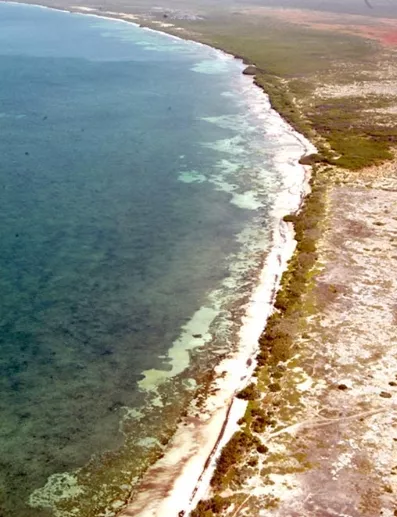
{"left": 7, "top": 0, "right": 397, "bottom": 515}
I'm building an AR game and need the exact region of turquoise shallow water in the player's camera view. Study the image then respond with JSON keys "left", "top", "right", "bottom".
{"left": 0, "top": 4, "right": 305, "bottom": 516}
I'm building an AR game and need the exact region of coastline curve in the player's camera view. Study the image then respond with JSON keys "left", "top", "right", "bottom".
{"left": 0, "top": 3, "right": 317, "bottom": 515}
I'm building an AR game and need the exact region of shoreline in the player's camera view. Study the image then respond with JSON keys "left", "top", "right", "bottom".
{"left": 1, "top": 3, "right": 317, "bottom": 515}
{"left": 119, "top": 163, "right": 313, "bottom": 517}
{"left": 99, "top": 7, "right": 318, "bottom": 510}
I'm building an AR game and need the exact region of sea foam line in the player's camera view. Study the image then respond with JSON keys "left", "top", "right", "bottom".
{"left": 115, "top": 67, "right": 315, "bottom": 517}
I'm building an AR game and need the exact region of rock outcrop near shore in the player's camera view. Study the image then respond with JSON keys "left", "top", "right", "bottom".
{"left": 242, "top": 65, "right": 257, "bottom": 76}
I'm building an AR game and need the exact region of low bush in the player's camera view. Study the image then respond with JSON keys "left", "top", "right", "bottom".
{"left": 191, "top": 495, "right": 231, "bottom": 517}
{"left": 236, "top": 383, "right": 259, "bottom": 400}
{"left": 211, "top": 431, "right": 261, "bottom": 489}
{"left": 257, "top": 444, "right": 269, "bottom": 454}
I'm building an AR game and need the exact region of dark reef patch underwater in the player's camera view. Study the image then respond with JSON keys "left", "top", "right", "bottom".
{"left": 0, "top": 4, "right": 308, "bottom": 515}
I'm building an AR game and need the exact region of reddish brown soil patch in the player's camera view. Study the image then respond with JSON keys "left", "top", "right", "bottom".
{"left": 254, "top": 7, "right": 397, "bottom": 48}
{"left": 382, "top": 30, "right": 397, "bottom": 46}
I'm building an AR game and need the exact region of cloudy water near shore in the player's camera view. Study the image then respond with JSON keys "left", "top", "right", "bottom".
{"left": 0, "top": 3, "right": 312, "bottom": 516}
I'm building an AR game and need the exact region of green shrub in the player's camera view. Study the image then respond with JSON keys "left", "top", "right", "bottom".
{"left": 257, "top": 444, "right": 269, "bottom": 454}
{"left": 237, "top": 383, "right": 259, "bottom": 400}
{"left": 191, "top": 495, "right": 231, "bottom": 517}
{"left": 268, "top": 382, "right": 281, "bottom": 393}
{"left": 283, "top": 214, "right": 296, "bottom": 223}
{"left": 309, "top": 100, "right": 396, "bottom": 170}
{"left": 211, "top": 431, "right": 260, "bottom": 489}
{"left": 248, "top": 456, "right": 259, "bottom": 467}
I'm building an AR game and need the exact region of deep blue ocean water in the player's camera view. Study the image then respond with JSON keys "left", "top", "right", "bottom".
{"left": 0, "top": 4, "right": 306, "bottom": 516}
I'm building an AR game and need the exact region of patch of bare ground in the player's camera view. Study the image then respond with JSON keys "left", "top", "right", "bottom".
{"left": 246, "top": 7, "right": 397, "bottom": 48}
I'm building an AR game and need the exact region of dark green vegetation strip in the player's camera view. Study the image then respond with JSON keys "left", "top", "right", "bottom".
{"left": 191, "top": 169, "right": 327, "bottom": 516}
{"left": 307, "top": 97, "right": 396, "bottom": 170}
{"left": 258, "top": 173, "right": 325, "bottom": 364}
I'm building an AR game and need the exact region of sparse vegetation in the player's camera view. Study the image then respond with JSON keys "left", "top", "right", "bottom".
{"left": 257, "top": 172, "right": 325, "bottom": 374}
